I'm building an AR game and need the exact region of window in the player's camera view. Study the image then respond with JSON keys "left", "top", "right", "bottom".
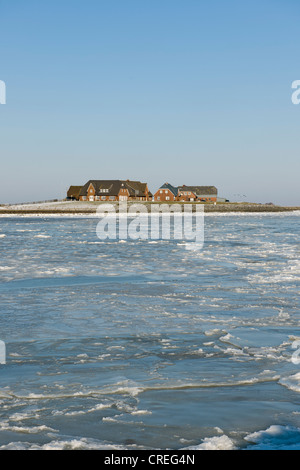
{"left": 82, "top": 196, "right": 87, "bottom": 201}
{"left": 157, "top": 196, "right": 160, "bottom": 201}
{"left": 101, "top": 196, "right": 106, "bottom": 200}
{"left": 109, "top": 196, "right": 116, "bottom": 200}
{"left": 95, "top": 196, "right": 100, "bottom": 201}
{"left": 165, "top": 190, "right": 168, "bottom": 194}
{"left": 160, "top": 190, "right": 163, "bottom": 194}
{"left": 166, "top": 196, "right": 170, "bottom": 200}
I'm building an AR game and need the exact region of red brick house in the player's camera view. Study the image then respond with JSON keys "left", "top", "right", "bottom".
{"left": 178, "top": 185, "right": 218, "bottom": 202}
{"left": 154, "top": 183, "right": 218, "bottom": 202}
{"left": 153, "top": 183, "right": 179, "bottom": 202}
{"left": 78, "top": 180, "right": 151, "bottom": 202}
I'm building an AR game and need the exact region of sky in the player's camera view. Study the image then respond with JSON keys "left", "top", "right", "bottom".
{"left": 0, "top": 0, "right": 300, "bottom": 205}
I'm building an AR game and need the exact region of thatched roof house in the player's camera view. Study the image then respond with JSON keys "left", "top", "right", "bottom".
{"left": 78, "top": 180, "right": 151, "bottom": 201}
{"left": 67, "top": 186, "right": 83, "bottom": 200}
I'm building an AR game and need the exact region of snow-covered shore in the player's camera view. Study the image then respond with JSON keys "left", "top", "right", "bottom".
{"left": 0, "top": 200, "right": 300, "bottom": 215}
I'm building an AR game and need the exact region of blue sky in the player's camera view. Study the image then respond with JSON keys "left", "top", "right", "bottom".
{"left": 0, "top": 0, "right": 299, "bottom": 204}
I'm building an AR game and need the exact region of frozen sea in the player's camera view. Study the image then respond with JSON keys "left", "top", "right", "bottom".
{"left": 0, "top": 212, "right": 299, "bottom": 450}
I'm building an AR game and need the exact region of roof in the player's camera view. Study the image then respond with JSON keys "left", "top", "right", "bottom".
{"left": 178, "top": 185, "right": 218, "bottom": 195}
{"left": 158, "top": 182, "right": 179, "bottom": 197}
{"left": 79, "top": 180, "right": 149, "bottom": 197}
{"left": 124, "top": 180, "right": 148, "bottom": 197}
{"left": 79, "top": 180, "right": 121, "bottom": 197}
{"left": 67, "top": 186, "right": 83, "bottom": 198}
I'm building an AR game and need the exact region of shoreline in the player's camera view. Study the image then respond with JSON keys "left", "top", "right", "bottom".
{"left": 0, "top": 202, "right": 300, "bottom": 215}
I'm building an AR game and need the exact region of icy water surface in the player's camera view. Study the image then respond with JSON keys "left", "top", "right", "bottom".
{"left": 0, "top": 213, "right": 299, "bottom": 450}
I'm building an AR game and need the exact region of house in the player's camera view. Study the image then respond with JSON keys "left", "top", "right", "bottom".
{"left": 67, "top": 186, "right": 83, "bottom": 201}
{"left": 78, "top": 180, "right": 151, "bottom": 202}
{"left": 153, "top": 183, "right": 178, "bottom": 202}
{"left": 153, "top": 183, "right": 218, "bottom": 202}
{"left": 177, "top": 185, "right": 218, "bottom": 202}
